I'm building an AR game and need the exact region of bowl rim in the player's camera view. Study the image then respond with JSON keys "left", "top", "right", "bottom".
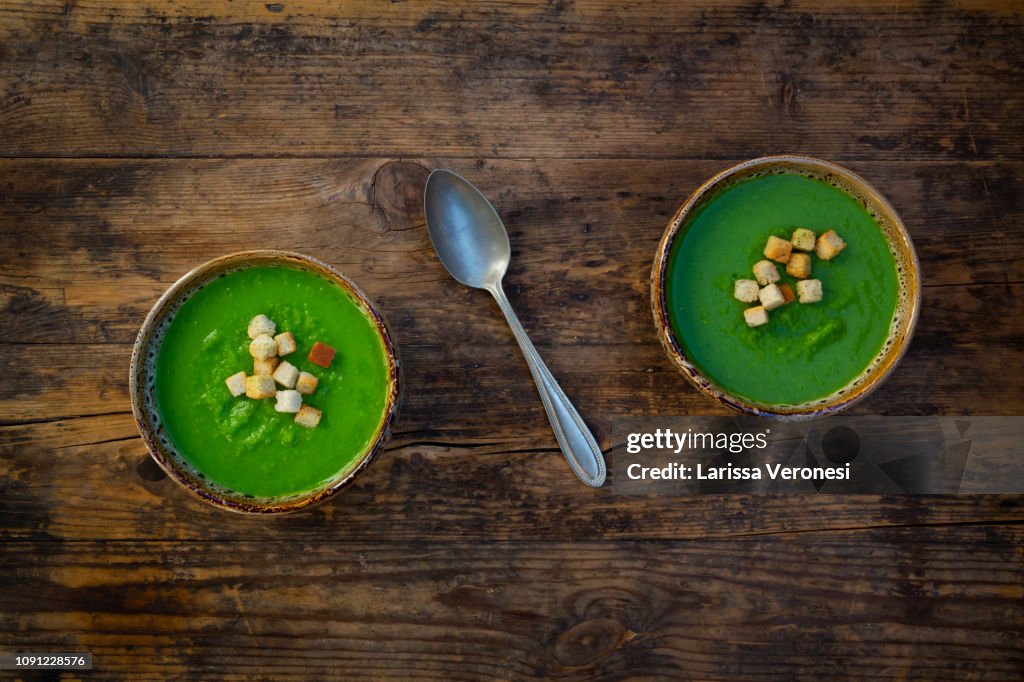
{"left": 650, "top": 155, "right": 921, "bottom": 419}
{"left": 129, "top": 249, "right": 402, "bottom": 513}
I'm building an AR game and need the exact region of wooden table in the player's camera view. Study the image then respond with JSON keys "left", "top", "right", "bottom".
{"left": 2, "top": 1, "right": 1022, "bottom": 679}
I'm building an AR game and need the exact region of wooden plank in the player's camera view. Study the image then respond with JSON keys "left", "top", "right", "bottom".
{"left": 1, "top": 158, "right": 1021, "bottom": 345}
{"left": 4, "top": 157, "right": 1020, "bottom": 425}
{"left": 0, "top": 2, "right": 1021, "bottom": 159}
{"left": 2, "top": 412, "right": 1023, "bottom": 542}
{"left": 1, "top": 529, "right": 1022, "bottom": 679}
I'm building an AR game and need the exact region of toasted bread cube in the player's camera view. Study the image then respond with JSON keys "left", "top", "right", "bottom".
{"left": 752, "top": 260, "right": 781, "bottom": 286}
{"left": 274, "top": 389, "right": 303, "bottom": 413}
{"left": 253, "top": 357, "right": 279, "bottom": 376}
{"left": 224, "top": 371, "right": 247, "bottom": 397}
{"left": 249, "top": 333, "right": 278, "bottom": 360}
{"left": 786, "top": 252, "right": 812, "bottom": 279}
{"left": 779, "top": 282, "right": 795, "bottom": 304}
{"left": 245, "top": 374, "right": 276, "bottom": 400}
{"left": 764, "top": 235, "right": 793, "bottom": 264}
{"left": 275, "top": 331, "right": 297, "bottom": 357}
{"left": 758, "top": 283, "right": 786, "bottom": 311}
{"left": 734, "top": 279, "right": 760, "bottom": 303}
{"left": 743, "top": 306, "right": 769, "bottom": 328}
{"left": 791, "top": 228, "right": 816, "bottom": 251}
{"left": 815, "top": 229, "right": 846, "bottom": 260}
{"left": 247, "top": 314, "right": 276, "bottom": 339}
{"left": 272, "top": 360, "right": 299, "bottom": 389}
{"left": 797, "top": 278, "right": 823, "bottom": 303}
{"left": 294, "top": 404, "right": 322, "bottom": 429}
{"left": 295, "top": 371, "right": 319, "bottom": 396}
{"left": 308, "top": 341, "right": 336, "bottom": 368}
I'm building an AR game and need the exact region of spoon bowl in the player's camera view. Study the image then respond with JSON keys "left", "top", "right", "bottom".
{"left": 424, "top": 170, "right": 510, "bottom": 289}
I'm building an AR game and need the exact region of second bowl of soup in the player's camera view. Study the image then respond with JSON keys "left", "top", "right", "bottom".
{"left": 651, "top": 156, "right": 920, "bottom": 418}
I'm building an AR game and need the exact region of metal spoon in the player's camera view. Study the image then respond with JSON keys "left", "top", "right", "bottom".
{"left": 424, "top": 169, "right": 606, "bottom": 487}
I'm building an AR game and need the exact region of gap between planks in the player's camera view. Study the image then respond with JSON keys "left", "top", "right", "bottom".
{"left": 1, "top": 518, "right": 1022, "bottom": 545}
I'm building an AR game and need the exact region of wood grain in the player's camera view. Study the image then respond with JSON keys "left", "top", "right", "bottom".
{"left": 1, "top": 528, "right": 1022, "bottom": 680}
{"left": 1, "top": 0, "right": 1022, "bottom": 678}
{"left": 0, "top": 2, "right": 1021, "bottom": 159}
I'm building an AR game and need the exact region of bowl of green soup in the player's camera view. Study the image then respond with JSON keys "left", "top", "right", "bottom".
{"left": 130, "top": 251, "right": 402, "bottom": 513}
{"left": 652, "top": 156, "right": 920, "bottom": 418}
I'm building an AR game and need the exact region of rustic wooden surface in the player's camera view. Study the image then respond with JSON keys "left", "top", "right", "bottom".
{"left": 1, "top": 1, "right": 1023, "bottom": 679}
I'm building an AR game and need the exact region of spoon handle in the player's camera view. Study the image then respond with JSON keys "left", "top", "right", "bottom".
{"left": 488, "top": 283, "right": 606, "bottom": 487}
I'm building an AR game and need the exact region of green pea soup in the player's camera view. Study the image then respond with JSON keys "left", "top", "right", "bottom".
{"left": 152, "top": 264, "right": 393, "bottom": 499}
{"left": 664, "top": 172, "right": 903, "bottom": 407}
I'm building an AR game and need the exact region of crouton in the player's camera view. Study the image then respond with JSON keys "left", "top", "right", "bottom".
{"left": 764, "top": 235, "right": 793, "bottom": 264}
{"left": 797, "top": 278, "right": 823, "bottom": 304}
{"left": 779, "top": 282, "right": 795, "bottom": 304}
{"left": 734, "top": 279, "right": 760, "bottom": 303}
{"left": 786, "top": 252, "right": 812, "bottom": 279}
{"left": 272, "top": 360, "right": 299, "bottom": 389}
{"left": 295, "top": 371, "right": 319, "bottom": 396}
{"left": 743, "top": 306, "right": 769, "bottom": 328}
{"left": 791, "top": 228, "right": 816, "bottom": 252}
{"left": 308, "top": 341, "right": 336, "bottom": 368}
{"left": 294, "top": 404, "right": 322, "bottom": 429}
{"left": 247, "top": 314, "right": 276, "bottom": 339}
{"left": 758, "top": 283, "right": 786, "bottom": 311}
{"left": 274, "top": 389, "right": 303, "bottom": 413}
{"left": 249, "top": 333, "right": 278, "bottom": 360}
{"left": 245, "top": 374, "right": 276, "bottom": 400}
{"left": 253, "top": 357, "right": 279, "bottom": 376}
{"left": 815, "top": 229, "right": 846, "bottom": 260}
{"left": 224, "top": 371, "right": 247, "bottom": 397}
{"left": 275, "top": 331, "right": 297, "bottom": 357}
{"left": 752, "top": 260, "right": 780, "bottom": 286}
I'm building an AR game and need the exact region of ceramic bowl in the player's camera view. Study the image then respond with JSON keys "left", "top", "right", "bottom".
{"left": 129, "top": 250, "right": 402, "bottom": 513}
{"left": 650, "top": 155, "right": 920, "bottom": 419}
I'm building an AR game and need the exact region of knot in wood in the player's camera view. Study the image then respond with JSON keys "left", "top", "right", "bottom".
{"left": 371, "top": 160, "right": 430, "bottom": 231}
{"left": 552, "top": 617, "right": 627, "bottom": 668}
